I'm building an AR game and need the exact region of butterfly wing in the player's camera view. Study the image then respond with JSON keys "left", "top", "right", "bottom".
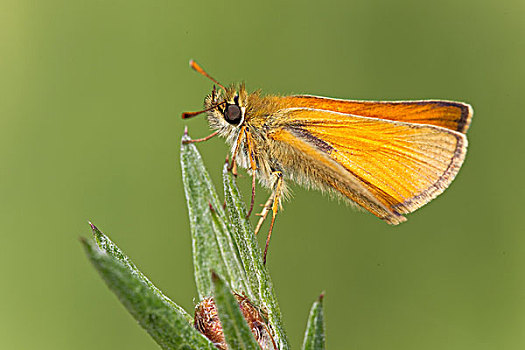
{"left": 282, "top": 95, "right": 472, "bottom": 134}
{"left": 268, "top": 107, "right": 468, "bottom": 223}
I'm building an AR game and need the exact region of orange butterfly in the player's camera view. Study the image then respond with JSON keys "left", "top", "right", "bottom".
{"left": 183, "top": 60, "right": 472, "bottom": 263}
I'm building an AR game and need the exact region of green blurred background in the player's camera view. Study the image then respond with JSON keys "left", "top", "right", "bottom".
{"left": 1, "top": 0, "right": 524, "bottom": 349}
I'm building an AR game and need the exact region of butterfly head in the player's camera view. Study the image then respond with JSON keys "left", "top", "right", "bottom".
{"left": 182, "top": 60, "right": 250, "bottom": 138}
{"left": 205, "top": 83, "right": 248, "bottom": 132}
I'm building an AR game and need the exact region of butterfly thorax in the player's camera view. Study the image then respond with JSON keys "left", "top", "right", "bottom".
{"left": 204, "top": 84, "right": 295, "bottom": 188}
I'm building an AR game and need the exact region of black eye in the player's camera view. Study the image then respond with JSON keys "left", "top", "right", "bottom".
{"left": 224, "top": 104, "right": 242, "bottom": 125}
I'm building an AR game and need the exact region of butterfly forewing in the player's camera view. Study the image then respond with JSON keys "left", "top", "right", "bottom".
{"left": 271, "top": 107, "right": 467, "bottom": 222}
{"left": 282, "top": 96, "right": 472, "bottom": 134}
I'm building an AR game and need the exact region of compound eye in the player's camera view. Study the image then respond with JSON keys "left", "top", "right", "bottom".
{"left": 224, "top": 104, "right": 242, "bottom": 125}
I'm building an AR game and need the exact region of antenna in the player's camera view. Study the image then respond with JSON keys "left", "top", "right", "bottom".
{"left": 181, "top": 100, "right": 226, "bottom": 119}
{"left": 189, "top": 59, "right": 226, "bottom": 90}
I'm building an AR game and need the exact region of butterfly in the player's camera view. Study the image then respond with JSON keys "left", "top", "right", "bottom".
{"left": 183, "top": 60, "right": 472, "bottom": 263}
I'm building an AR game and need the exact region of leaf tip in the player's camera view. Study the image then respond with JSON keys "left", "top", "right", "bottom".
{"left": 79, "top": 236, "right": 95, "bottom": 255}
{"left": 181, "top": 132, "right": 193, "bottom": 148}
{"left": 318, "top": 292, "right": 325, "bottom": 302}
{"left": 88, "top": 221, "right": 97, "bottom": 231}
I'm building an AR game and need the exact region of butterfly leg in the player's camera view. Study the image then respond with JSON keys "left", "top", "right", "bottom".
{"left": 245, "top": 130, "right": 257, "bottom": 218}
{"left": 254, "top": 171, "right": 283, "bottom": 264}
{"left": 182, "top": 127, "right": 219, "bottom": 144}
{"left": 228, "top": 125, "right": 247, "bottom": 176}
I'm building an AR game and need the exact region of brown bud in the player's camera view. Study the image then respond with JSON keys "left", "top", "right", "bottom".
{"left": 194, "top": 293, "right": 277, "bottom": 350}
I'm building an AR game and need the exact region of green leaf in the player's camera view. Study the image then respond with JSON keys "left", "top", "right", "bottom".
{"left": 89, "top": 222, "right": 191, "bottom": 322}
{"left": 211, "top": 272, "right": 261, "bottom": 350}
{"left": 302, "top": 293, "right": 326, "bottom": 350}
{"left": 181, "top": 134, "right": 248, "bottom": 299}
{"left": 81, "top": 230, "right": 216, "bottom": 350}
{"left": 223, "top": 164, "right": 289, "bottom": 350}
{"left": 209, "top": 204, "right": 250, "bottom": 294}
{"left": 180, "top": 135, "right": 289, "bottom": 348}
